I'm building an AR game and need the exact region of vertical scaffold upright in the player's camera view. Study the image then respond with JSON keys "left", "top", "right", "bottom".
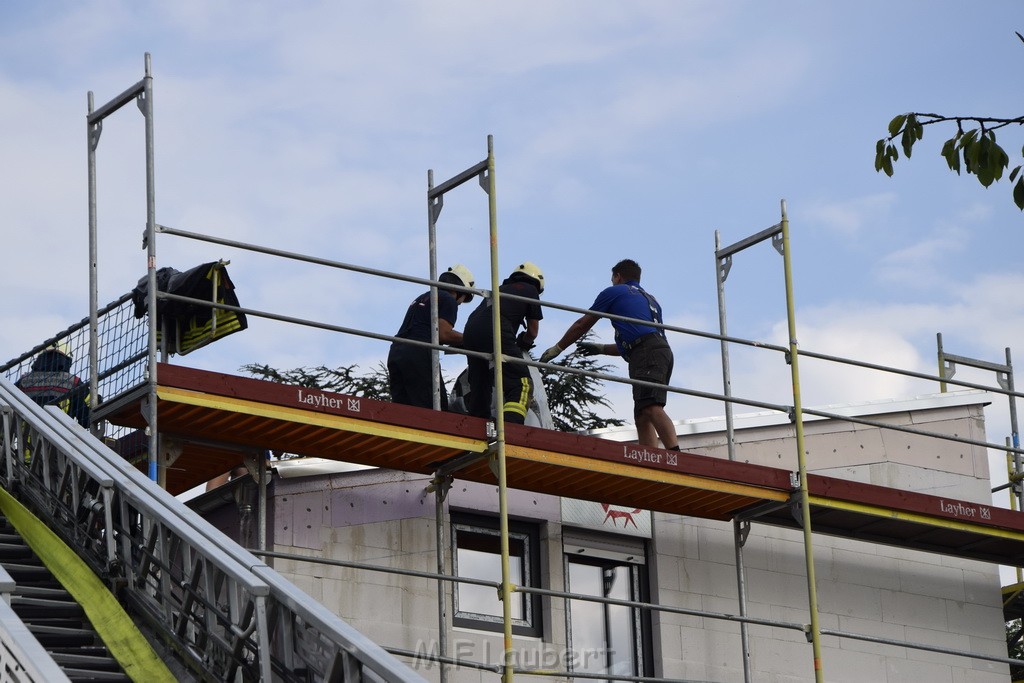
{"left": 425, "top": 137, "right": 511, "bottom": 683}
{"left": 87, "top": 53, "right": 160, "bottom": 484}
{"left": 937, "top": 333, "right": 1022, "bottom": 571}
{"left": 714, "top": 200, "right": 824, "bottom": 683}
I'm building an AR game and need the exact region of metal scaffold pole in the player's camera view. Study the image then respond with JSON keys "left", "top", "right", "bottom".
{"left": 424, "top": 140, "right": 498, "bottom": 683}
{"left": 142, "top": 54, "right": 160, "bottom": 485}
{"left": 779, "top": 199, "right": 824, "bottom": 681}
{"left": 715, "top": 215, "right": 795, "bottom": 683}
{"left": 85, "top": 52, "right": 159, "bottom": 482}
{"left": 427, "top": 169, "right": 442, "bottom": 411}
{"left": 87, "top": 91, "right": 100, "bottom": 437}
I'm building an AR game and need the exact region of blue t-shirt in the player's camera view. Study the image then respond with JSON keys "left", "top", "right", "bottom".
{"left": 589, "top": 280, "right": 663, "bottom": 356}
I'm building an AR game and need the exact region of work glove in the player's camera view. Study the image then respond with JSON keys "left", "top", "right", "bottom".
{"left": 516, "top": 331, "right": 536, "bottom": 351}
{"left": 539, "top": 344, "right": 564, "bottom": 363}
{"left": 576, "top": 342, "right": 603, "bottom": 356}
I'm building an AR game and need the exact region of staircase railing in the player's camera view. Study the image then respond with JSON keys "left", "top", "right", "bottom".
{"left": 0, "top": 376, "right": 424, "bottom": 683}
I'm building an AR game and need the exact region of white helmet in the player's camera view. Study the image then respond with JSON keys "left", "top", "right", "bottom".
{"left": 441, "top": 264, "right": 476, "bottom": 302}
{"left": 514, "top": 261, "right": 545, "bottom": 293}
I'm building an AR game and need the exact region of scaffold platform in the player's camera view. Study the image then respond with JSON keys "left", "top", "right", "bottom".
{"left": 104, "top": 363, "right": 1024, "bottom": 566}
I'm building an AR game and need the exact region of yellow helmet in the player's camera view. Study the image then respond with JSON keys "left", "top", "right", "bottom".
{"left": 441, "top": 264, "right": 476, "bottom": 302}
{"left": 514, "top": 261, "right": 545, "bottom": 293}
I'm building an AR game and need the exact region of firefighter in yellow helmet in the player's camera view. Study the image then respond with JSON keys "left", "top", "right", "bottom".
{"left": 461, "top": 262, "right": 545, "bottom": 424}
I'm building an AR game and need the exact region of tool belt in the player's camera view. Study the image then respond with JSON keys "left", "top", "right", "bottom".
{"left": 620, "top": 332, "right": 661, "bottom": 353}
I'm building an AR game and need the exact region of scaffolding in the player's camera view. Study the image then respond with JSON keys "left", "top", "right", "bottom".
{"left": 5, "top": 53, "right": 1024, "bottom": 682}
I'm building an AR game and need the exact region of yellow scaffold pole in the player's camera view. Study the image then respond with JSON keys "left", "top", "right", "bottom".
{"left": 483, "top": 135, "right": 515, "bottom": 683}
{"left": 780, "top": 199, "right": 825, "bottom": 682}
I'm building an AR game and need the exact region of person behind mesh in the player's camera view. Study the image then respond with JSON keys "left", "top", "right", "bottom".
{"left": 15, "top": 342, "right": 91, "bottom": 427}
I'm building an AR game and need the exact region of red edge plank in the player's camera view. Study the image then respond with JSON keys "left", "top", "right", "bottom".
{"left": 156, "top": 363, "right": 488, "bottom": 440}
{"left": 158, "top": 364, "right": 794, "bottom": 492}
{"left": 807, "top": 473, "right": 1024, "bottom": 533}
{"left": 505, "top": 423, "right": 794, "bottom": 491}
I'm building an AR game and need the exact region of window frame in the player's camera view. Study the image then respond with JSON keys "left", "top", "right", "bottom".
{"left": 563, "top": 532, "right": 652, "bottom": 679}
{"left": 451, "top": 512, "right": 543, "bottom": 637}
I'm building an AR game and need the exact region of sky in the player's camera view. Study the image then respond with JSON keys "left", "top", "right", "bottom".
{"left": 2, "top": 3, "right": 1024, "bottom": 509}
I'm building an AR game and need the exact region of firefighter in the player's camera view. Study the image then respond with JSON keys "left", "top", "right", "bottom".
{"left": 462, "top": 262, "right": 545, "bottom": 424}
{"left": 388, "top": 264, "right": 476, "bottom": 409}
{"left": 16, "top": 342, "right": 91, "bottom": 427}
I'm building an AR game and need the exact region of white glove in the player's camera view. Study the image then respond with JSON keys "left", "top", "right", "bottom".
{"left": 539, "top": 344, "right": 564, "bottom": 363}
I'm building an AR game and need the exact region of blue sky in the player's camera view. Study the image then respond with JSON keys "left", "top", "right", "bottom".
{"left": 3, "top": 2, "right": 1023, "bottom": 498}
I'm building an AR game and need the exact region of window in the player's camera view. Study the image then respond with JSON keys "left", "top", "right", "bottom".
{"left": 452, "top": 513, "right": 542, "bottom": 636}
{"left": 564, "top": 532, "right": 650, "bottom": 680}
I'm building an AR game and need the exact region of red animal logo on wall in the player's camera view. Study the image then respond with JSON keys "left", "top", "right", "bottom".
{"left": 602, "top": 504, "right": 643, "bottom": 528}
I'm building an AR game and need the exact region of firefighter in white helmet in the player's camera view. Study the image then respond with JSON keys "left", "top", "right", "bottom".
{"left": 15, "top": 342, "right": 91, "bottom": 427}
{"left": 462, "top": 262, "right": 545, "bottom": 424}
{"left": 388, "top": 265, "right": 477, "bottom": 409}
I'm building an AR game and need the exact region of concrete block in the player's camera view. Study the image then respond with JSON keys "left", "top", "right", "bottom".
{"left": 697, "top": 524, "right": 740, "bottom": 565}
{"left": 678, "top": 558, "right": 738, "bottom": 600}
{"left": 816, "top": 579, "right": 883, "bottom": 620}
{"left": 951, "top": 665, "right": 1013, "bottom": 683}
{"left": 836, "top": 614, "right": 907, "bottom": 658}
{"left": 650, "top": 554, "right": 680, "bottom": 592}
{"left": 944, "top": 600, "right": 1005, "bottom": 640}
{"left": 902, "top": 625, "right": 971, "bottom": 664}
{"left": 821, "top": 646, "right": 889, "bottom": 683}
{"left": 745, "top": 567, "right": 813, "bottom": 613}
{"left": 885, "top": 656, "right": 953, "bottom": 682}
{"left": 762, "top": 535, "right": 811, "bottom": 577}
{"left": 749, "top": 634, "right": 815, "bottom": 678}
{"left": 881, "top": 589, "right": 949, "bottom": 630}
{"left": 400, "top": 516, "right": 441, "bottom": 556}
{"left": 897, "top": 560, "right": 965, "bottom": 602}
{"left": 827, "top": 547, "right": 900, "bottom": 590}
{"left": 965, "top": 636, "right": 1013, "bottom": 677}
{"left": 650, "top": 588, "right": 705, "bottom": 629}
{"left": 961, "top": 570, "right": 1003, "bottom": 606}
{"left": 325, "top": 520, "right": 402, "bottom": 557}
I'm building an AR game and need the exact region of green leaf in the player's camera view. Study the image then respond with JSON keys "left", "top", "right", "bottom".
{"left": 887, "top": 114, "right": 907, "bottom": 138}
{"left": 1010, "top": 165, "right": 1021, "bottom": 183}
{"left": 940, "top": 138, "right": 961, "bottom": 173}
{"left": 901, "top": 127, "right": 915, "bottom": 158}
{"left": 975, "top": 138, "right": 994, "bottom": 186}
{"left": 882, "top": 154, "right": 894, "bottom": 177}
{"left": 962, "top": 137, "right": 980, "bottom": 175}
{"left": 1014, "top": 177, "right": 1024, "bottom": 210}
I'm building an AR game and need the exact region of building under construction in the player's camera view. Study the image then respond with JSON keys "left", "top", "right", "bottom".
{"left": 1, "top": 55, "right": 1023, "bottom": 682}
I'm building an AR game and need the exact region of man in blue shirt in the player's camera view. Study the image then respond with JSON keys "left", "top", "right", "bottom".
{"left": 540, "top": 259, "right": 679, "bottom": 450}
{"left": 388, "top": 265, "right": 475, "bottom": 409}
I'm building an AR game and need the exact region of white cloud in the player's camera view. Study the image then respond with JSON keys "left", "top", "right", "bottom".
{"left": 801, "top": 193, "right": 898, "bottom": 239}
